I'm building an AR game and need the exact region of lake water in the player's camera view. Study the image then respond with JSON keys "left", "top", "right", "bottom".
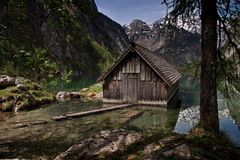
{"left": 0, "top": 77, "right": 239, "bottom": 159}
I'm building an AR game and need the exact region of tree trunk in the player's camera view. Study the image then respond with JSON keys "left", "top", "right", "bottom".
{"left": 200, "top": 0, "right": 219, "bottom": 133}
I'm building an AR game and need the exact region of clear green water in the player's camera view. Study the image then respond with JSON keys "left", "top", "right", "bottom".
{"left": 0, "top": 100, "right": 179, "bottom": 159}
{"left": 0, "top": 77, "right": 240, "bottom": 159}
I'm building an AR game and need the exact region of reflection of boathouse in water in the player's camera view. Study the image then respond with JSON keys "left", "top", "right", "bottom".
{"left": 97, "top": 43, "right": 182, "bottom": 106}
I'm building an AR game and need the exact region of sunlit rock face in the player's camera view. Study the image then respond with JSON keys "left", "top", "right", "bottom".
{"left": 54, "top": 130, "right": 143, "bottom": 160}
{"left": 124, "top": 19, "right": 201, "bottom": 67}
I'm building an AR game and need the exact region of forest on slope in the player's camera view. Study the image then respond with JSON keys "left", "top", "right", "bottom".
{"left": 0, "top": 0, "right": 129, "bottom": 82}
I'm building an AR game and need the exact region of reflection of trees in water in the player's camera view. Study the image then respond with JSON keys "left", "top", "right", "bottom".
{"left": 227, "top": 97, "right": 240, "bottom": 127}
{"left": 175, "top": 91, "right": 239, "bottom": 133}
{"left": 179, "top": 76, "right": 200, "bottom": 107}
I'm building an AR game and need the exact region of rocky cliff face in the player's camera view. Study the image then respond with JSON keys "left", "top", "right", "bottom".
{"left": 0, "top": 0, "right": 129, "bottom": 78}
{"left": 124, "top": 19, "right": 201, "bottom": 66}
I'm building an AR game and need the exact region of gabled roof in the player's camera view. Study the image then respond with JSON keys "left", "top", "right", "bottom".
{"left": 97, "top": 42, "right": 182, "bottom": 86}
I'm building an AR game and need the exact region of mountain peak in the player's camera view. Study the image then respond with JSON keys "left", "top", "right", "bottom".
{"left": 124, "top": 18, "right": 201, "bottom": 66}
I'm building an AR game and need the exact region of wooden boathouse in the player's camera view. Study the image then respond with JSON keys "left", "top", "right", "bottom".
{"left": 97, "top": 43, "right": 182, "bottom": 107}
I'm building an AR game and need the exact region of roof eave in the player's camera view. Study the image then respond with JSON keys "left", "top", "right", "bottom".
{"left": 96, "top": 45, "right": 133, "bottom": 82}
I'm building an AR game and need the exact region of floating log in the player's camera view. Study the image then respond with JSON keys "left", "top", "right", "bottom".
{"left": 51, "top": 104, "right": 134, "bottom": 121}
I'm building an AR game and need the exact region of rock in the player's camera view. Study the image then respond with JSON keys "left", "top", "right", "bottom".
{"left": 69, "top": 92, "right": 81, "bottom": 98}
{"left": 0, "top": 75, "right": 15, "bottom": 88}
{"left": 79, "top": 83, "right": 103, "bottom": 99}
{"left": 124, "top": 19, "right": 201, "bottom": 67}
{"left": 143, "top": 135, "right": 187, "bottom": 160}
{"left": 159, "top": 136, "right": 178, "bottom": 147}
{"left": 81, "top": 91, "right": 102, "bottom": 99}
{"left": 86, "top": 92, "right": 96, "bottom": 98}
{"left": 162, "top": 144, "right": 191, "bottom": 159}
{"left": 17, "top": 84, "right": 28, "bottom": 91}
{"left": 0, "top": 75, "right": 55, "bottom": 112}
{"left": 144, "top": 143, "right": 161, "bottom": 154}
{"left": 93, "top": 92, "right": 103, "bottom": 98}
{"left": 56, "top": 92, "right": 81, "bottom": 101}
{"left": 54, "top": 130, "right": 143, "bottom": 160}
{"left": 162, "top": 149, "right": 174, "bottom": 157}
{"left": 125, "top": 131, "right": 142, "bottom": 146}
{"left": 0, "top": 100, "right": 15, "bottom": 111}
{"left": 81, "top": 88, "right": 88, "bottom": 92}
{"left": 15, "top": 77, "right": 31, "bottom": 85}
{"left": 0, "top": 75, "right": 32, "bottom": 88}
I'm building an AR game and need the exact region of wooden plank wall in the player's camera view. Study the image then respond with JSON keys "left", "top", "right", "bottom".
{"left": 103, "top": 51, "right": 170, "bottom": 105}
{"left": 103, "top": 74, "right": 122, "bottom": 100}
{"left": 122, "top": 53, "right": 140, "bottom": 74}
{"left": 138, "top": 59, "right": 167, "bottom": 102}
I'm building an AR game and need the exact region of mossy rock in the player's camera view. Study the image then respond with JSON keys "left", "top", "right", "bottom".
{"left": 80, "top": 83, "right": 102, "bottom": 98}
{"left": 14, "top": 91, "right": 55, "bottom": 111}
{"left": 0, "top": 76, "right": 55, "bottom": 112}
{"left": 0, "top": 100, "right": 15, "bottom": 111}
{"left": 15, "top": 93, "right": 37, "bottom": 111}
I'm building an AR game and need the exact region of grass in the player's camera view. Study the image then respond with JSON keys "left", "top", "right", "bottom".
{"left": 0, "top": 86, "right": 18, "bottom": 97}
{"left": 87, "top": 83, "right": 102, "bottom": 93}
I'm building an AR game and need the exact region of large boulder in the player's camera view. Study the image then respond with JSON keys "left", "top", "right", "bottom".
{"left": 54, "top": 130, "right": 143, "bottom": 160}
{"left": 0, "top": 75, "right": 15, "bottom": 88}
{"left": 0, "top": 75, "right": 55, "bottom": 112}
{"left": 56, "top": 92, "right": 81, "bottom": 101}
{"left": 0, "top": 75, "right": 32, "bottom": 88}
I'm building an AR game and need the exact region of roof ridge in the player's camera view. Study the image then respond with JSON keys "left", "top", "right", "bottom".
{"left": 97, "top": 43, "right": 182, "bottom": 86}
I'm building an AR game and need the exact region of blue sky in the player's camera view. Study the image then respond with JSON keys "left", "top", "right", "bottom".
{"left": 95, "top": 0, "right": 166, "bottom": 25}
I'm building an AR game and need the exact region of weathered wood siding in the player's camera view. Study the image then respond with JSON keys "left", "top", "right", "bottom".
{"left": 103, "top": 51, "right": 176, "bottom": 106}
{"left": 138, "top": 59, "right": 168, "bottom": 104}
{"left": 103, "top": 72, "right": 122, "bottom": 102}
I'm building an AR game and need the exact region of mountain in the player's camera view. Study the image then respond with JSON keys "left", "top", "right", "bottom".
{"left": 0, "top": 0, "right": 129, "bottom": 79}
{"left": 124, "top": 19, "right": 201, "bottom": 67}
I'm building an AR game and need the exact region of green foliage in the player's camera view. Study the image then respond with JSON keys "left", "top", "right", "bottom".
{"left": 44, "top": 77, "right": 96, "bottom": 92}
{"left": 0, "top": 81, "right": 55, "bottom": 111}
{"left": 0, "top": 0, "right": 116, "bottom": 85}
{"left": 179, "top": 62, "right": 201, "bottom": 77}
{"left": 0, "top": 43, "right": 58, "bottom": 81}
{"left": 92, "top": 41, "right": 115, "bottom": 72}
{"left": 60, "top": 69, "right": 73, "bottom": 84}
{"left": 87, "top": 83, "right": 102, "bottom": 93}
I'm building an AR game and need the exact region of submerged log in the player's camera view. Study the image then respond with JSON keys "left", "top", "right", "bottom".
{"left": 12, "top": 120, "right": 48, "bottom": 128}
{"left": 51, "top": 104, "right": 134, "bottom": 121}
{"left": 119, "top": 110, "right": 144, "bottom": 125}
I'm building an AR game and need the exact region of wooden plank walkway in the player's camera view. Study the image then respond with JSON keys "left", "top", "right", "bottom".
{"left": 51, "top": 104, "right": 134, "bottom": 121}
